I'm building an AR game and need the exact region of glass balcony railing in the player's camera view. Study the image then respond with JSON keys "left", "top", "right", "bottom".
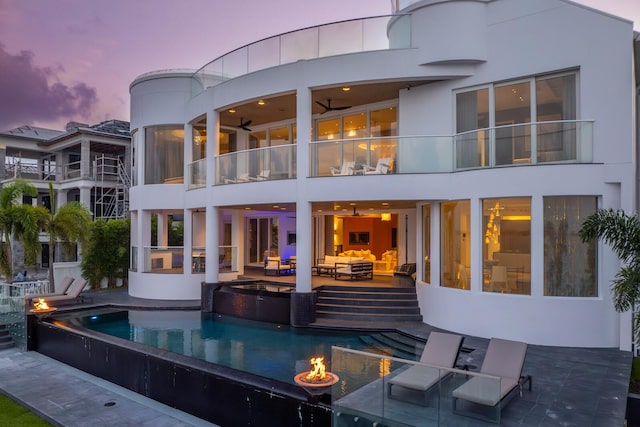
{"left": 330, "top": 346, "right": 501, "bottom": 426}
{"left": 187, "top": 158, "right": 207, "bottom": 189}
{"left": 192, "top": 16, "right": 406, "bottom": 95}
{"left": 309, "top": 121, "right": 593, "bottom": 177}
{"left": 143, "top": 246, "right": 184, "bottom": 273}
{"left": 216, "top": 144, "right": 296, "bottom": 185}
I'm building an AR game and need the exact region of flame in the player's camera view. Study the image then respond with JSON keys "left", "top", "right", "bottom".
{"left": 33, "top": 298, "right": 50, "bottom": 311}
{"left": 305, "top": 357, "right": 326, "bottom": 381}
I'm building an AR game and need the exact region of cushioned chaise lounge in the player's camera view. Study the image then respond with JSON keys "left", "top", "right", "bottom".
{"left": 264, "top": 257, "right": 292, "bottom": 276}
{"left": 28, "top": 276, "right": 74, "bottom": 300}
{"left": 388, "top": 331, "right": 464, "bottom": 404}
{"left": 32, "top": 278, "right": 89, "bottom": 305}
{"left": 451, "top": 337, "right": 532, "bottom": 424}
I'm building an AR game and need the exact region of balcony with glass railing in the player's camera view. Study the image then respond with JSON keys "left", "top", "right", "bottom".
{"left": 309, "top": 121, "right": 593, "bottom": 177}
{"left": 187, "top": 158, "right": 207, "bottom": 189}
{"left": 192, "top": 15, "right": 409, "bottom": 94}
{"left": 216, "top": 144, "right": 296, "bottom": 185}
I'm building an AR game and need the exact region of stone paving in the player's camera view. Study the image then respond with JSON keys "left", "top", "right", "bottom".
{"left": 0, "top": 288, "right": 633, "bottom": 426}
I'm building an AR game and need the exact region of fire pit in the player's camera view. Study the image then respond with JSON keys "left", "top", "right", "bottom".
{"left": 29, "top": 298, "right": 57, "bottom": 319}
{"left": 294, "top": 356, "right": 339, "bottom": 395}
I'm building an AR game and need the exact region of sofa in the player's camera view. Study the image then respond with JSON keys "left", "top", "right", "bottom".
{"left": 338, "top": 249, "right": 376, "bottom": 262}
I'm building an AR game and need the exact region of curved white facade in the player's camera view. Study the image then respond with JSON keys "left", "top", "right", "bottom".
{"left": 129, "top": 0, "right": 638, "bottom": 349}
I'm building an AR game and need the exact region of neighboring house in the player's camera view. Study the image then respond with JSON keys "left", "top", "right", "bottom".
{"left": 128, "top": 0, "right": 639, "bottom": 350}
{"left": 0, "top": 120, "right": 131, "bottom": 279}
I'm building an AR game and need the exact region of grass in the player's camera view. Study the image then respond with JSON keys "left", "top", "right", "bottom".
{"left": 0, "top": 393, "right": 52, "bottom": 426}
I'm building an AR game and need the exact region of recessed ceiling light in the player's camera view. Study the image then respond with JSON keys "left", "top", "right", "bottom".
{"left": 342, "top": 87, "right": 351, "bottom": 91}
{"left": 318, "top": 209, "right": 323, "bottom": 212}
{"left": 228, "top": 109, "right": 236, "bottom": 113}
{"left": 244, "top": 207, "right": 251, "bottom": 210}
{"left": 349, "top": 203, "right": 356, "bottom": 206}
{"left": 257, "top": 100, "right": 265, "bottom": 105}
{"left": 381, "top": 202, "right": 389, "bottom": 206}
{"left": 273, "top": 205, "right": 279, "bottom": 208}
{"left": 280, "top": 207, "right": 286, "bottom": 210}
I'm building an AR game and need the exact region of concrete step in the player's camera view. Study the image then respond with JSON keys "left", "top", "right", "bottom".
{"left": 316, "top": 296, "right": 419, "bottom": 307}
{"left": 315, "top": 310, "right": 423, "bottom": 322}
{"left": 316, "top": 303, "right": 421, "bottom": 315}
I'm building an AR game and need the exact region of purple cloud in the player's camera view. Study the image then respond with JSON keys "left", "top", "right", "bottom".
{"left": 0, "top": 43, "right": 98, "bottom": 131}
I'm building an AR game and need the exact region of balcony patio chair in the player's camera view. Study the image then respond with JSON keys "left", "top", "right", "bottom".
{"left": 32, "top": 278, "right": 90, "bottom": 305}
{"left": 362, "top": 157, "right": 391, "bottom": 175}
{"left": 264, "top": 256, "right": 292, "bottom": 276}
{"left": 388, "top": 331, "right": 464, "bottom": 405}
{"left": 224, "top": 173, "right": 250, "bottom": 184}
{"left": 452, "top": 337, "right": 532, "bottom": 424}
{"left": 249, "top": 170, "right": 270, "bottom": 181}
{"left": 330, "top": 161, "right": 355, "bottom": 176}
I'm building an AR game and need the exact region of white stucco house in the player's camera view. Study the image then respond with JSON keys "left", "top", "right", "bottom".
{"left": 129, "top": 0, "right": 639, "bottom": 350}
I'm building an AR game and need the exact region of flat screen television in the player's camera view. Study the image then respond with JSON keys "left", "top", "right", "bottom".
{"left": 349, "top": 231, "right": 370, "bottom": 245}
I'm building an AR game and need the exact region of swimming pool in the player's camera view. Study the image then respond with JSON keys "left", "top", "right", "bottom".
{"left": 60, "top": 308, "right": 417, "bottom": 385}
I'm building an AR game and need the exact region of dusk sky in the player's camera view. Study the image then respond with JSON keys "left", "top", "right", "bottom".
{"left": 1, "top": 0, "right": 639, "bottom": 132}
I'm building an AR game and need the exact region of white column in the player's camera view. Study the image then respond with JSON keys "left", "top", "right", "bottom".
{"left": 206, "top": 110, "right": 219, "bottom": 188}
{"left": 295, "top": 86, "right": 312, "bottom": 292}
{"left": 205, "top": 206, "right": 219, "bottom": 282}
{"left": 80, "top": 139, "right": 91, "bottom": 179}
{"left": 231, "top": 210, "right": 244, "bottom": 275}
{"left": 158, "top": 213, "right": 168, "bottom": 247}
{"left": 139, "top": 210, "right": 151, "bottom": 272}
{"left": 184, "top": 209, "right": 193, "bottom": 275}
{"left": 79, "top": 186, "right": 91, "bottom": 210}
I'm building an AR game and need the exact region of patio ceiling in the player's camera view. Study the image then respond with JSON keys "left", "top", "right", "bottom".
{"left": 223, "top": 200, "right": 419, "bottom": 214}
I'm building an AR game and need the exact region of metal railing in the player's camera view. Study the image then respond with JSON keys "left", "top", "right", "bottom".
{"left": 216, "top": 144, "right": 296, "bottom": 185}
{"left": 192, "top": 15, "right": 405, "bottom": 94}
{"left": 309, "top": 120, "right": 593, "bottom": 177}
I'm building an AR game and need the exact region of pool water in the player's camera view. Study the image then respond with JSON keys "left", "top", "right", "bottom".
{"left": 69, "top": 309, "right": 405, "bottom": 385}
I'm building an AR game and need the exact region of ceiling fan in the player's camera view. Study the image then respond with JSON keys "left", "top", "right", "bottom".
{"left": 237, "top": 117, "right": 252, "bottom": 131}
{"left": 315, "top": 98, "right": 351, "bottom": 114}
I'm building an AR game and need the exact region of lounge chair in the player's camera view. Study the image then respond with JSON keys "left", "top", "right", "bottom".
{"left": 330, "top": 161, "right": 355, "bottom": 176}
{"left": 362, "top": 157, "right": 391, "bottom": 175}
{"left": 28, "top": 276, "right": 74, "bottom": 299}
{"left": 452, "top": 337, "right": 532, "bottom": 424}
{"left": 224, "top": 173, "right": 250, "bottom": 184}
{"left": 264, "top": 257, "right": 292, "bottom": 276}
{"left": 249, "top": 170, "right": 270, "bottom": 181}
{"left": 388, "top": 331, "right": 464, "bottom": 404}
{"left": 32, "top": 278, "right": 90, "bottom": 305}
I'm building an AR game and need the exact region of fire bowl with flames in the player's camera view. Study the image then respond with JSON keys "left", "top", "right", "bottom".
{"left": 294, "top": 357, "right": 339, "bottom": 394}
{"left": 29, "top": 299, "right": 57, "bottom": 318}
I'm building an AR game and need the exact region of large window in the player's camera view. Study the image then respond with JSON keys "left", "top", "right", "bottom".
{"left": 145, "top": 126, "right": 184, "bottom": 184}
{"left": 456, "top": 71, "right": 577, "bottom": 167}
{"left": 441, "top": 200, "right": 470, "bottom": 289}
{"left": 482, "top": 197, "right": 531, "bottom": 295}
{"left": 544, "top": 196, "right": 596, "bottom": 297}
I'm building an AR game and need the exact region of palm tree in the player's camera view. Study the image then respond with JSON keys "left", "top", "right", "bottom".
{"left": 35, "top": 183, "right": 92, "bottom": 289}
{"left": 579, "top": 208, "right": 640, "bottom": 340}
{"left": 0, "top": 180, "right": 42, "bottom": 283}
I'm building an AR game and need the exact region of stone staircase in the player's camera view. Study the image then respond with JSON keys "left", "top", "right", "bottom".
{"left": 0, "top": 324, "right": 15, "bottom": 350}
{"left": 314, "top": 285, "right": 422, "bottom": 322}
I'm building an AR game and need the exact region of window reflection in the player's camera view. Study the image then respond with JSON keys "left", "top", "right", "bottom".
{"left": 482, "top": 197, "right": 531, "bottom": 295}
{"left": 544, "top": 196, "right": 596, "bottom": 297}
{"left": 440, "top": 200, "right": 470, "bottom": 289}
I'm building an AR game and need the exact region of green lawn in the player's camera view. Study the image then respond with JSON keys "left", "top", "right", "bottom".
{"left": 0, "top": 393, "right": 52, "bottom": 426}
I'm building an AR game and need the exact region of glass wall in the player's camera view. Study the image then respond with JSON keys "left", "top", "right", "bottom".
{"left": 536, "top": 74, "right": 577, "bottom": 162}
{"left": 482, "top": 197, "right": 531, "bottom": 295}
{"left": 456, "top": 89, "right": 489, "bottom": 168}
{"left": 456, "top": 71, "right": 578, "bottom": 167}
{"left": 193, "top": 126, "right": 207, "bottom": 161}
{"left": 440, "top": 200, "right": 470, "bottom": 289}
{"left": 423, "top": 204, "right": 431, "bottom": 283}
{"left": 144, "top": 126, "right": 184, "bottom": 184}
{"left": 544, "top": 196, "right": 597, "bottom": 296}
